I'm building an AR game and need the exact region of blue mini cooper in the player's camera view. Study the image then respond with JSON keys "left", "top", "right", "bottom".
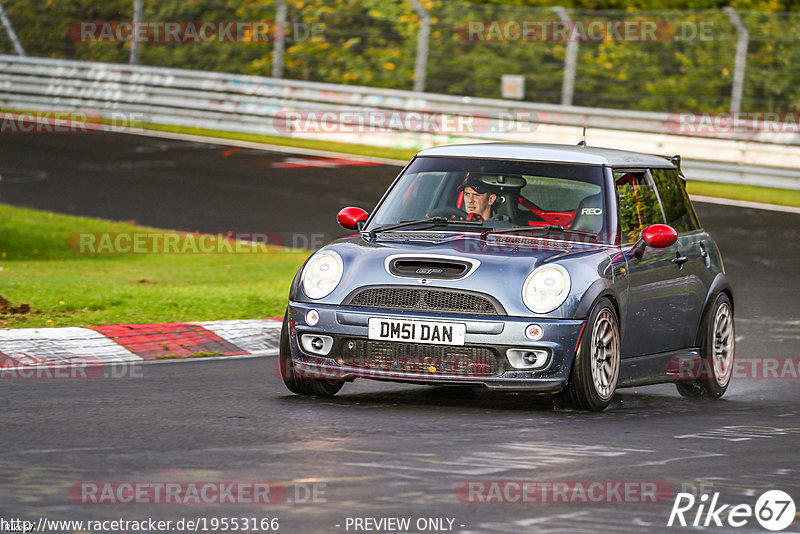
{"left": 279, "top": 143, "right": 734, "bottom": 411}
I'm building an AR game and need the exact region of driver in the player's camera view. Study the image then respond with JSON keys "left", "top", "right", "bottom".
{"left": 457, "top": 174, "right": 498, "bottom": 222}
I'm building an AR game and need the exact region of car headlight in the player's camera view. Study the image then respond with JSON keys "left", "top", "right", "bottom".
{"left": 301, "top": 250, "right": 344, "bottom": 300}
{"left": 522, "top": 264, "right": 571, "bottom": 314}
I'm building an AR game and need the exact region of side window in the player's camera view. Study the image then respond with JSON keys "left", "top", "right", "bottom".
{"left": 650, "top": 168, "right": 700, "bottom": 233}
{"left": 615, "top": 170, "right": 665, "bottom": 244}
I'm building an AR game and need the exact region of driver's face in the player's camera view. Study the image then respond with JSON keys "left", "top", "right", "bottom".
{"left": 463, "top": 186, "right": 495, "bottom": 219}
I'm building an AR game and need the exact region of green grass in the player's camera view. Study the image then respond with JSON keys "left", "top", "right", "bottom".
{"left": 0, "top": 204, "right": 309, "bottom": 328}
{"left": 685, "top": 180, "right": 800, "bottom": 208}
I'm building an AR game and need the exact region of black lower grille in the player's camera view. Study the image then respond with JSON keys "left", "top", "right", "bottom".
{"left": 339, "top": 339, "right": 500, "bottom": 377}
{"left": 344, "top": 286, "right": 502, "bottom": 315}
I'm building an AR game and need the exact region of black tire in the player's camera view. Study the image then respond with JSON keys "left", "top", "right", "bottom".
{"left": 558, "top": 298, "right": 621, "bottom": 412}
{"left": 676, "top": 293, "right": 733, "bottom": 399}
{"left": 279, "top": 313, "right": 344, "bottom": 397}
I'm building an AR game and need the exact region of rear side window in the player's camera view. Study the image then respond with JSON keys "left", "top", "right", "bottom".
{"left": 615, "top": 170, "right": 665, "bottom": 243}
{"left": 520, "top": 176, "right": 600, "bottom": 212}
{"left": 650, "top": 168, "right": 700, "bottom": 233}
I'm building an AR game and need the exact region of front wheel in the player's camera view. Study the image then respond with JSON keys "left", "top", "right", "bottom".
{"left": 279, "top": 313, "right": 344, "bottom": 397}
{"left": 558, "top": 298, "right": 620, "bottom": 411}
{"left": 676, "top": 293, "right": 734, "bottom": 399}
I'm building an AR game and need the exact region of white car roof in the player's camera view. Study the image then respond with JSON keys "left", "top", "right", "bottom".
{"left": 416, "top": 143, "right": 677, "bottom": 168}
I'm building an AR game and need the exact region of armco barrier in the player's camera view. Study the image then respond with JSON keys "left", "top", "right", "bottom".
{"left": 1, "top": 54, "right": 799, "bottom": 189}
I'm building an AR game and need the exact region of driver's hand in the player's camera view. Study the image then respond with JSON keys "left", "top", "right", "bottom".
{"left": 465, "top": 213, "right": 485, "bottom": 222}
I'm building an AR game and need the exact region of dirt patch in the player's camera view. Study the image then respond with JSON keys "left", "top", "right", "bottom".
{"left": 0, "top": 295, "right": 31, "bottom": 314}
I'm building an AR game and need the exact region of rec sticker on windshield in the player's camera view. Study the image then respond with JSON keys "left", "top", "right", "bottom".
{"left": 581, "top": 208, "right": 603, "bottom": 215}
{"left": 368, "top": 318, "right": 466, "bottom": 346}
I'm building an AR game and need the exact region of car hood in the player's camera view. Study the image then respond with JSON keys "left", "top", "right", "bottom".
{"left": 294, "top": 231, "right": 615, "bottom": 318}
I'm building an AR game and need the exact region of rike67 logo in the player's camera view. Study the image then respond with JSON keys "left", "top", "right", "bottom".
{"left": 668, "top": 490, "right": 796, "bottom": 531}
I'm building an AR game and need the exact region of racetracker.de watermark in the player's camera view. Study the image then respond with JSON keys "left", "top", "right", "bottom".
{"left": 271, "top": 110, "right": 538, "bottom": 135}
{"left": 274, "top": 353, "right": 499, "bottom": 381}
{"left": 67, "top": 232, "right": 326, "bottom": 254}
{"left": 458, "top": 19, "right": 724, "bottom": 42}
{"left": 0, "top": 112, "right": 150, "bottom": 134}
{"left": 0, "top": 356, "right": 142, "bottom": 380}
{"left": 68, "top": 21, "right": 322, "bottom": 43}
{"left": 669, "top": 356, "right": 800, "bottom": 380}
{"left": 456, "top": 481, "right": 675, "bottom": 503}
{"left": 667, "top": 112, "right": 800, "bottom": 135}
{"left": 0, "top": 112, "right": 99, "bottom": 134}
{"left": 69, "top": 481, "right": 325, "bottom": 505}
{"left": 459, "top": 19, "right": 666, "bottom": 42}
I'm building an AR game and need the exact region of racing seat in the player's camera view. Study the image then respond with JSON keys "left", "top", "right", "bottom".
{"left": 569, "top": 193, "right": 604, "bottom": 233}
{"left": 491, "top": 191, "right": 519, "bottom": 223}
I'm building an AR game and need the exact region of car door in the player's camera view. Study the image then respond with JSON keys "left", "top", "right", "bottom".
{"left": 649, "top": 167, "right": 710, "bottom": 347}
{"left": 615, "top": 169, "right": 693, "bottom": 358}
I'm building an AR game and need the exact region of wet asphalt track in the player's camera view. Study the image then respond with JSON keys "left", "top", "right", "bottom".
{"left": 1, "top": 132, "right": 800, "bottom": 533}
{"left": 0, "top": 132, "right": 395, "bottom": 243}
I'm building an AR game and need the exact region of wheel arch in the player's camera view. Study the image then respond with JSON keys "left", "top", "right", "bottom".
{"left": 288, "top": 263, "right": 306, "bottom": 301}
{"left": 693, "top": 273, "right": 734, "bottom": 347}
{"left": 574, "top": 278, "right": 621, "bottom": 327}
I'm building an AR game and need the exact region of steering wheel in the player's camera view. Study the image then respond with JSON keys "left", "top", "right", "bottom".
{"left": 427, "top": 207, "right": 468, "bottom": 220}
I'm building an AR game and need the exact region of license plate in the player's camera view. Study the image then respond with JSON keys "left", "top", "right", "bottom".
{"left": 368, "top": 318, "right": 466, "bottom": 346}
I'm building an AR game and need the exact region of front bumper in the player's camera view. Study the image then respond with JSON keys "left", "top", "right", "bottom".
{"left": 287, "top": 301, "right": 584, "bottom": 392}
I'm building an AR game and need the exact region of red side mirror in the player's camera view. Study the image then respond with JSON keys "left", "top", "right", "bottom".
{"left": 641, "top": 224, "right": 678, "bottom": 248}
{"left": 337, "top": 207, "right": 368, "bottom": 230}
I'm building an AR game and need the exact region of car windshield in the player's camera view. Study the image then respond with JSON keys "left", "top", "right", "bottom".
{"left": 367, "top": 156, "right": 609, "bottom": 242}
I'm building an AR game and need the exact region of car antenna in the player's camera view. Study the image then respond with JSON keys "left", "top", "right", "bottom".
{"left": 577, "top": 127, "right": 586, "bottom": 147}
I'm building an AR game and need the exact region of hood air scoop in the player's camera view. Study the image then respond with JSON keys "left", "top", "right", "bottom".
{"left": 387, "top": 256, "right": 476, "bottom": 280}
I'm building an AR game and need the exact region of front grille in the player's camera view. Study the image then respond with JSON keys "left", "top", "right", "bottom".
{"left": 344, "top": 286, "right": 501, "bottom": 315}
{"left": 339, "top": 339, "right": 499, "bottom": 377}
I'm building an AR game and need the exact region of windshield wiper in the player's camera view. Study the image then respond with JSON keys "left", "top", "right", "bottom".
{"left": 368, "top": 217, "right": 482, "bottom": 238}
{"left": 480, "top": 225, "right": 598, "bottom": 240}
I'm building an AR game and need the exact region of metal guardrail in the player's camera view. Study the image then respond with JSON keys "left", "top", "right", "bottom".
{"left": 1, "top": 54, "right": 800, "bottom": 190}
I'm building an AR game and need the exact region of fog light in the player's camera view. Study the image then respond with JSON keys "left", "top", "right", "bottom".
{"left": 300, "top": 334, "right": 333, "bottom": 355}
{"left": 306, "top": 310, "right": 320, "bottom": 326}
{"left": 506, "top": 348, "right": 550, "bottom": 370}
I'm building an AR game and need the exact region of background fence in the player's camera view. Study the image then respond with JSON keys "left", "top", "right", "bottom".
{"left": 3, "top": 54, "right": 800, "bottom": 190}
{"left": 1, "top": 0, "right": 800, "bottom": 114}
